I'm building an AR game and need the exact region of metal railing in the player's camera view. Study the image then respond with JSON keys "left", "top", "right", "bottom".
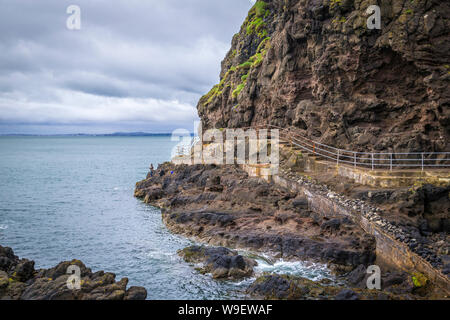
{"left": 176, "top": 136, "right": 200, "bottom": 157}
{"left": 248, "top": 124, "right": 450, "bottom": 171}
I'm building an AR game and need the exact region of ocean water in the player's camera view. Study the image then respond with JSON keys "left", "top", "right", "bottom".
{"left": 0, "top": 136, "right": 333, "bottom": 299}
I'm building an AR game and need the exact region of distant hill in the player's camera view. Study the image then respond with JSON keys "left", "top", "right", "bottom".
{"left": 0, "top": 132, "right": 180, "bottom": 137}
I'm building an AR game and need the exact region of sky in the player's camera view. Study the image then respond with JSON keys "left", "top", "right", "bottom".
{"left": 0, "top": 0, "right": 254, "bottom": 134}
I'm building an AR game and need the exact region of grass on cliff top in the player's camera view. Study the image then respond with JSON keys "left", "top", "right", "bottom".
{"left": 200, "top": 2, "right": 271, "bottom": 105}
{"left": 246, "top": 1, "right": 270, "bottom": 38}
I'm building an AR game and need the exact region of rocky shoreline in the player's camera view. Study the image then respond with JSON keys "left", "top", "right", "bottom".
{"left": 177, "top": 244, "right": 420, "bottom": 300}
{"left": 278, "top": 145, "right": 449, "bottom": 277}
{"left": 278, "top": 167, "right": 449, "bottom": 273}
{"left": 136, "top": 163, "right": 376, "bottom": 269}
{"left": 0, "top": 245, "right": 147, "bottom": 300}
{"left": 135, "top": 162, "right": 447, "bottom": 299}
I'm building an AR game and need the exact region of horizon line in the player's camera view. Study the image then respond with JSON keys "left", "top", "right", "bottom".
{"left": 0, "top": 132, "right": 195, "bottom": 137}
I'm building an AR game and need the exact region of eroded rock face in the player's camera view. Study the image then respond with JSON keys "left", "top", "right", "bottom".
{"left": 0, "top": 245, "right": 147, "bottom": 300}
{"left": 135, "top": 162, "right": 376, "bottom": 268}
{"left": 247, "top": 268, "right": 432, "bottom": 300}
{"left": 246, "top": 274, "right": 401, "bottom": 300}
{"left": 198, "top": 0, "right": 450, "bottom": 153}
{"left": 178, "top": 246, "right": 257, "bottom": 279}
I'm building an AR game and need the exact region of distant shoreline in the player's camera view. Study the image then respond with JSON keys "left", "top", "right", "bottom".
{"left": 0, "top": 132, "right": 193, "bottom": 137}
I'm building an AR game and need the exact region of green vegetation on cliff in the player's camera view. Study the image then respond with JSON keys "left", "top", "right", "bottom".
{"left": 200, "top": 1, "right": 272, "bottom": 105}
{"left": 232, "top": 37, "right": 271, "bottom": 98}
{"left": 245, "top": 1, "right": 270, "bottom": 38}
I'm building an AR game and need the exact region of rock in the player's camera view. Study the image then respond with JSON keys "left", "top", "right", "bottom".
{"left": 247, "top": 274, "right": 401, "bottom": 300}
{"left": 346, "top": 265, "right": 367, "bottom": 287}
{"left": 0, "top": 245, "right": 147, "bottom": 300}
{"left": 125, "top": 286, "right": 147, "bottom": 300}
{"left": 198, "top": 0, "right": 450, "bottom": 154}
{"left": 286, "top": 153, "right": 304, "bottom": 171}
{"left": 321, "top": 219, "right": 342, "bottom": 232}
{"left": 247, "top": 275, "right": 312, "bottom": 300}
{"left": 335, "top": 289, "right": 359, "bottom": 300}
{"left": 442, "top": 264, "right": 450, "bottom": 275}
{"left": 12, "top": 260, "right": 35, "bottom": 282}
{"left": 137, "top": 163, "right": 377, "bottom": 270}
{"left": 178, "top": 245, "right": 257, "bottom": 279}
{"left": 382, "top": 272, "right": 408, "bottom": 289}
{"left": 292, "top": 197, "right": 308, "bottom": 210}
{"left": 195, "top": 0, "right": 450, "bottom": 217}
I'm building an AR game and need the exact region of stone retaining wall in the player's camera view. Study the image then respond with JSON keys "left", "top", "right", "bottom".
{"left": 245, "top": 168, "right": 450, "bottom": 293}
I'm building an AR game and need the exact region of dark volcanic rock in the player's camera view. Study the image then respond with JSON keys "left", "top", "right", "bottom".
{"left": 136, "top": 162, "right": 376, "bottom": 268}
{"left": 246, "top": 274, "right": 401, "bottom": 300}
{"left": 197, "top": 0, "right": 450, "bottom": 154}
{"left": 0, "top": 245, "right": 147, "bottom": 300}
{"left": 179, "top": 245, "right": 257, "bottom": 279}
{"left": 335, "top": 289, "right": 359, "bottom": 300}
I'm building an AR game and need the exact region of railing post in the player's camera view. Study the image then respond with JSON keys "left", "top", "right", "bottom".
{"left": 390, "top": 153, "right": 393, "bottom": 171}
{"left": 421, "top": 153, "right": 424, "bottom": 172}
{"left": 371, "top": 153, "right": 374, "bottom": 170}
{"left": 354, "top": 152, "right": 357, "bottom": 168}
{"left": 337, "top": 149, "right": 339, "bottom": 166}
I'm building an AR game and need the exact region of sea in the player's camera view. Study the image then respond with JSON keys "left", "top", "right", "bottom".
{"left": 0, "top": 135, "right": 333, "bottom": 299}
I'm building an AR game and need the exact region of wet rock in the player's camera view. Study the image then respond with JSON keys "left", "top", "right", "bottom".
{"left": 247, "top": 274, "right": 401, "bottom": 300}
{"left": 247, "top": 275, "right": 314, "bottom": 300}
{"left": 335, "top": 289, "right": 359, "bottom": 300}
{"left": 178, "top": 245, "right": 257, "bottom": 279}
{"left": 124, "top": 286, "right": 148, "bottom": 300}
{"left": 0, "top": 245, "right": 147, "bottom": 300}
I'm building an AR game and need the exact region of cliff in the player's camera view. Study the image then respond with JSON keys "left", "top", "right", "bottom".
{"left": 197, "top": 0, "right": 450, "bottom": 153}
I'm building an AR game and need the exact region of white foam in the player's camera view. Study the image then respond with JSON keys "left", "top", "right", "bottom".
{"left": 254, "top": 258, "right": 333, "bottom": 282}
{"left": 0, "top": 224, "right": 8, "bottom": 230}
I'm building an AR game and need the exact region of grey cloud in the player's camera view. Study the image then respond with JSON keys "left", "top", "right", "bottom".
{"left": 0, "top": 0, "right": 253, "bottom": 133}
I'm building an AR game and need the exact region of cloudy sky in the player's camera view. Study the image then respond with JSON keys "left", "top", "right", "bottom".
{"left": 0, "top": 0, "right": 253, "bottom": 134}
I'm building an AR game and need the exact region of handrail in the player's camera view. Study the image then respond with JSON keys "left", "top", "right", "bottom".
{"left": 176, "top": 136, "right": 200, "bottom": 157}
{"left": 232, "top": 124, "right": 450, "bottom": 171}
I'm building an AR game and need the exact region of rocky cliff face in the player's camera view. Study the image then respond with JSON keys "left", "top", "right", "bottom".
{"left": 197, "top": 0, "right": 450, "bottom": 153}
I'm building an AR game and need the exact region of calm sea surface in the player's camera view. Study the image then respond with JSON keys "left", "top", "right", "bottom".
{"left": 0, "top": 136, "right": 332, "bottom": 299}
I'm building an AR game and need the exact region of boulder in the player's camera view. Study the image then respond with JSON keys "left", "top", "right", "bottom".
{"left": 178, "top": 245, "right": 257, "bottom": 279}
{"left": 0, "top": 245, "right": 147, "bottom": 300}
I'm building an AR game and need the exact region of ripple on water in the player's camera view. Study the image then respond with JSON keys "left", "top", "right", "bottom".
{"left": 0, "top": 136, "right": 338, "bottom": 300}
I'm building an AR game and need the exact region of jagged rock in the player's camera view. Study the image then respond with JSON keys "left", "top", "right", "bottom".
{"left": 178, "top": 246, "right": 256, "bottom": 279}
{"left": 335, "top": 289, "right": 359, "bottom": 300}
{"left": 247, "top": 274, "right": 401, "bottom": 300}
{"left": 124, "top": 286, "right": 148, "bottom": 300}
{"left": 0, "top": 245, "right": 147, "bottom": 300}
{"left": 292, "top": 197, "right": 308, "bottom": 210}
